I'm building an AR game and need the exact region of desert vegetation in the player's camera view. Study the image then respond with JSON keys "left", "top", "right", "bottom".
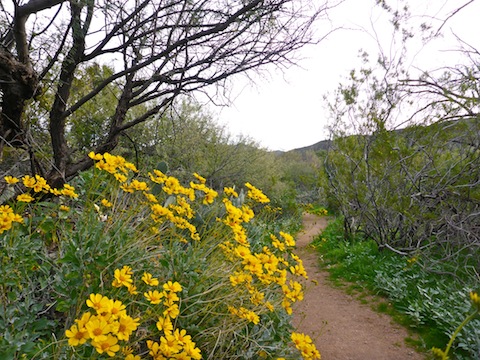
{"left": 1, "top": 1, "right": 480, "bottom": 359}
{"left": 311, "top": 3, "right": 480, "bottom": 358}
{"left": 0, "top": 153, "right": 321, "bottom": 359}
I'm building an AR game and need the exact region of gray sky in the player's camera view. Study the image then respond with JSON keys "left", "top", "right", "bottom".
{"left": 215, "top": 0, "right": 480, "bottom": 151}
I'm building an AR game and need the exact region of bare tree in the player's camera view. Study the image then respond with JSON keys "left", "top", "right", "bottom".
{"left": 322, "top": 28, "right": 480, "bottom": 273}
{"left": 0, "top": 0, "right": 333, "bottom": 187}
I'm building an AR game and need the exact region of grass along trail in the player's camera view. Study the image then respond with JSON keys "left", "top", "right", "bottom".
{"left": 292, "top": 213, "right": 426, "bottom": 360}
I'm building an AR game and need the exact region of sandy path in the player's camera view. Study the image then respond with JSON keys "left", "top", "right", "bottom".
{"left": 292, "top": 213, "right": 425, "bottom": 360}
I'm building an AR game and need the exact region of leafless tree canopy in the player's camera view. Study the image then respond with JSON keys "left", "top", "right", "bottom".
{"left": 0, "top": 0, "right": 330, "bottom": 186}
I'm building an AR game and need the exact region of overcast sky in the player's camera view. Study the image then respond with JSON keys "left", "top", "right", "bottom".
{"left": 213, "top": 0, "right": 480, "bottom": 151}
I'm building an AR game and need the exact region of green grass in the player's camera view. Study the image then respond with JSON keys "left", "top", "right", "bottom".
{"left": 311, "top": 217, "right": 480, "bottom": 359}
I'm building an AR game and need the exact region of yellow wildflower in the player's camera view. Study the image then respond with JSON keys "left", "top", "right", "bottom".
{"left": 163, "top": 304, "right": 180, "bottom": 319}
{"left": 144, "top": 290, "right": 164, "bottom": 304}
{"left": 280, "top": 231, "right": 295, "bottom": 247}
{"left": 122, "top": 346, "right": 134, "bottom": 355}
{"left": 142, "top": 272, "right": 160, "bottom": 286}
{"left": 101, "top": 199, "right": 113, "bottom": 207}
{"left": 291, "top": 332, "right": 320, "bottom": 359}
{"left": 163, "top": 281, "right": 182, "bottom": 293}
{"left": 65, "top": 324, "right": 89, "bottom": 346}
{"left": 86, "top": 294, "right": 111, "bottom": 313}
{"left": 163, "top": 291, "right": 180, "bottom": 305}
{"left": 184, "top": 340, "right": 202, "bottom": 359}
{"left": 108, "top": 299, "right": 127, "bottom": 319}
{"left": 241, "top": 205, "right": 255, "bottom": 222}
{"left": 156, "top": 316, "right": 174, "bottom": 334}
{"left": 147, "top": 340, "right": 161, "bottom": 357}
{"left": 229, "top": 306, "right": 260, "bottom": 324}
{"left": 203, "top": 188, "right": 218, "bottom": 204}
{"left": 126, "top": 284, "right": 138, "bottom": 295}
{"left": 245, "top": 182, "right": 270, "bottom": 203}
{"left": 32, "top": 175, "right": 49, "bottom": 192}
{"left": 0, "top": 205, "right": 23, "bottom": 233}
{"left": 114, "top": 173, "right": 127, "bottom": 183}
{"left": 4, "top": 176, "right": 19, "bottom": 184}
{"left": 75, "top": 312, "right": 92, "bottom": 328}
{"left": 160, "top": 332, "right": 182, "bottom": 355}
{"left": 173, "top": 328, "right": 192, "bottom": 345}
{"left": 61, "top": 184, "right": 78, "bottom": 198}
{"left": 16, "top": 193, "right": 34, "bottom": 203}
{"left": 112, "top": 266, "right": 133, "bottom": 288}
{"left": 114, "top": 315, "right": 140, "bottom": 341}
{"left": 224, "top": 186, "right": 238, "bottom": 197}
{"left": 22, "top": 175, "right": 36, "bottom": 188}
{"left": 193, "top": 172, "right": 206, "bottom": 184}
{"left": 91, "top": 334, "right": 120, "bottom": 357}
{"left": 143, "top": 192, "right": 158, "bottom": 203}
{"left": 125, "top": 354, "right": 141, "bottom": 360}
{"left": 88, "top": 152, "right": 103, "bottom": 161}
{"left": 265, "top": 301, "right": 275, "bottom": 312}
{"left": 85, "top": 316, "right": 111, "bottom": 342}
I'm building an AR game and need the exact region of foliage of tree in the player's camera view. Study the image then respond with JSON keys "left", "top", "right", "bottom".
{"left": 0, "top": 0, "right": 331, "bottom": 187}
{"left": 127, "top": 98, "right": 277, "bottom": 189}
{"left": 276, "top": 149, "right": 323, "bottom": 205}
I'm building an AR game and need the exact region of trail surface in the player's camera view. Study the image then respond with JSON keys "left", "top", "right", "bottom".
{"left": 292, "top": 213, "right": 425, "bottom": 360}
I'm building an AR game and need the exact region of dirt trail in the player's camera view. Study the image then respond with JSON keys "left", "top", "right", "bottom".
{"left": 292, "top": 213, "right": 425, "bottom": 360}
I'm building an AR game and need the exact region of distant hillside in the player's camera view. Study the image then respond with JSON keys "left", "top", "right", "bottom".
{"left": 282, "top": 117, "right": 480, "bottom": 155}
{"left": 289, "top": 139, "right": 331, "bottom": 153}
{"left": 275, "top": 139, "right": 330, "bottom": 155}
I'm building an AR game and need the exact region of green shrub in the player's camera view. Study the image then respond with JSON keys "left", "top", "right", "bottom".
{"left": 0, "top": 153, "right": 319, "bottom": 359}
{"left": 313, "top": 217, "right": 480, "bottom": 359}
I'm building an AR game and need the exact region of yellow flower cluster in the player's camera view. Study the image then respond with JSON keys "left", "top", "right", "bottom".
{"left": 16, "top": 193, "right": 35, "bottom": 203}
{"left": 190, "top": 172, "right": 218, "bottom": 204}
{"left": 291, "top": 332, "right": 321, "bottom": 360}
{"left": 89, "top": 152, "right": 138, "bottom": 175}
{"left": 121, "top": 179, "right": 150, "bottom": 193}
{"left": 66, "top": 265, "right": 201, "bottom": 359}
{"left": 147, "top": 281, "right": 202, "bottom": 360}
{"left": 0, "top": 174, "right": 80, "bottom": 235}
{"left": 228, "top": 305, "right": 260, "bottom": 324}
{"left": 0, "top": 205, "right": 23, "bottom": 234}
{"left": 89, "top": 153, "right": 203, "bottom": 241}
{"left": 88, "top": 153, "right": 279, "bottom": 249}
{"left": 227, "top": 240, "right": 306, "bottom": 314}
{"left": 147, "top": 327, "right": 201, "bottom": 360}
{"left": 245, "top": 182, "right": 270, "bottom": 203}
{"left": 56, "top": 153, "right": 320, "bottom": 359}
{"left": 221, "top": 198, "right": 254, "bottom": 245}
{"left": 219, "top": 190, "right": 308, "bottom": 320}
{"left": 112, "top": 265, "right": 138, "bottom": 294}
{"left": 148, "top": 169, "right": 195, "bottom": 200}
{"left": 65, "top": 294, "right": 140, "bottom": 356}
{"left": 4, "top": 174, "right": 79, "bottom": 201}
{"left": 223, "top": 186, "right": 238, "bottom": 198}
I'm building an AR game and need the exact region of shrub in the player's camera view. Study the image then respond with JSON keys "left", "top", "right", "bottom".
{"left": 0, "top": 153, "right": 319, "bottom": 359}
